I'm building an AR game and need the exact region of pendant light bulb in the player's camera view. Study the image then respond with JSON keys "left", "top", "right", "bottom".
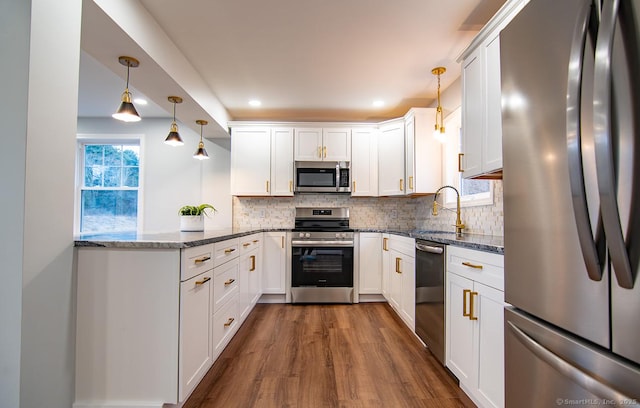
{"left": 113, "top": 56, "right": 142, "bottom": 123}
{"left": 165, "top": 96, "right": 184, "bottom": 146}
{"left": 193, "top": 120, "right": 210, "bottom": 160}
{"left": 431, "top": 66, "right": 446, "bottom": 143}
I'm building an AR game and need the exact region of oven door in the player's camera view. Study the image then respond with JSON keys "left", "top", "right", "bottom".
{"left": 291, "top": 245, "right": 353, "bottom": 287}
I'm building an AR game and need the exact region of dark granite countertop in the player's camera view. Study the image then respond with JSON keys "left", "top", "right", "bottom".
{"left": 75, "top": 228, "right": 503, "bottom": 254}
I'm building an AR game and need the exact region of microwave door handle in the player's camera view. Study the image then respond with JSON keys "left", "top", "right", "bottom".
{"left": 566, "top": 0, "right": 603, "bottom": 282}
{"left": 593, "top": 0, "right": 634, "bottom": 289}
{"left": 336, "top": 163, "right": 340, "bottom": 192}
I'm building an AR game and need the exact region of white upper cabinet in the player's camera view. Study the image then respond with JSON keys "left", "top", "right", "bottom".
{"left": 231, "top": 126, "right": 293, "bottom": 196}
{"left": 459, "top": 0, "right": 529, "bottom": 179}
{"left": 350, "top": 127, "right": 378, "bottom": 196}
{"left": 294, "top": 127, "right": 351, "bottom": 161}
{"left": 404, "top": 108, "right": 442, "bottom": 194}
{"left": 378, "top": 119, "right": 405, "bottom": 196}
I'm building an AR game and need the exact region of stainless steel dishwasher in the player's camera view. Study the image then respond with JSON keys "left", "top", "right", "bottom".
{"left": 415, "top": 240, "right": 445, "bottom": 365}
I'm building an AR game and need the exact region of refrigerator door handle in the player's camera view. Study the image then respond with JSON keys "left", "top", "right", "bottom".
{"left": 507, "top": 321, "right": 634, "bottom": 402}
{"left": 567, "top": 0, "right": 603, "bottom": 282}
{"left": 593, "top": 0, "right": 635, "bottom": 289}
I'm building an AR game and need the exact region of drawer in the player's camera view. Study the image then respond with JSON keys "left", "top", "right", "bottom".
{"left": 181, "top": 244, "right": 214, "bottom": 281}
{"left": 212, "top": 292, "right": 239, "bottom": 356}
{"left": 447, "top": 245, "right": 504, "bottom": 291}
{"left": 239, "top": 233, "right": 262, "bottom": 254}
{"left": 213, "top": 258, "right": 239, "bottom": 313}
{"left": 387, "top": 235, "right": 415, "bottom": 257}
{"left": 214, "top": 238, "right": 239, "bottom": 267}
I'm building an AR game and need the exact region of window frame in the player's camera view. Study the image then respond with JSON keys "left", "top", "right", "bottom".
{"left": 440, "top": 107, "right": 494, "bottom": 208}
{"left": 75, "top": 134, "right": 145, "bottom": 235}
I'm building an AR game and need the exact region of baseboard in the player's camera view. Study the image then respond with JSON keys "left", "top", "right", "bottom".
{"left": 258, "top": 293, "right": 286, "bottom": 303}
{"left": 357, "top": 294, "right": 386, "bottom": 302}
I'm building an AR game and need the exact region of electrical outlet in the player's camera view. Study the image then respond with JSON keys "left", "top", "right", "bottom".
{"left": 390, "top": 209, "right": 397, "bottom": 219}
{"left": 258, "top": 209, "right": 266, "bottom": 218}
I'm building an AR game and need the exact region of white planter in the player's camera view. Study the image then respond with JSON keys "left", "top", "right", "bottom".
{"left": 180, "top": 215, "right": 204, "bottom": 232}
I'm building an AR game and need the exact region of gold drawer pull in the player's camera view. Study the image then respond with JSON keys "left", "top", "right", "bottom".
{"left": 323, "top": 146, "right": 327, "bottom": 158}
{"left": 224, "top": 248, "right": 236, "bottom": 254}
{"left": 469, "top": 291, "right": 478, "bottom": 321}
{"left": 194, "top": 256, "right": 211, "bottom": 264}
{"left": 250, "top": 255, "right": 256, "bottom": 271}
{"left": 400, "top": 178, "right": 404, "bottom": 191}
{"left": 224, "top": 317, "right": 235, "bottom": 327}
{"left": 195, "top": 276, "right": 211, "bottom": 286}
{"left": 317, "top": 146, "right": 322, "bottom": 158}
{"left": 458, "top": 153, "right": 464, "bottom": 172}
{"left": 353, "top": 180, "right": 356, "bottom": 192}
{"left": 463, "top": 289, "right": 471, "bottom": 317}
{"left": 383, "top": 237, "right": 388, "bottom": 251}
{"left": 243, "top": 242, "right": 251, "bottom": 247}
{"left": 409, "top": 176, "right": 414, "bottom": 190}
{"left": 281, "top": 236, "right": 285, "bottom": 248}
{"left": 462, "top": 261, "right": 483, "bottom": 269}
{"left": 266, "top": 180, "right": 270, "bottom": 193}
{"left": 253, "top": 239, "right": 259, "bottom": 243}
{"left": 224, "top": 278, "right": 235, "bottom": 286}
{"left": 395, "top": 257, "right": 402, "bottom": 274}
{"left": 289, "top": 180, "right": 293, "bottom": 192}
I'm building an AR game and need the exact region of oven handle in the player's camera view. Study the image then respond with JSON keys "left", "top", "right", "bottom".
{"left": 291, "top": 240, "right": 354, "bottom": 247}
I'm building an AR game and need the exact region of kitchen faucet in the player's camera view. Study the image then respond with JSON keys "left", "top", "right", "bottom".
{"left": 432, "top": 185, "right": 465, "bottom": 237}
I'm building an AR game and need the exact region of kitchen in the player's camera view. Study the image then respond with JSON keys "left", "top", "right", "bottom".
{"left": 3, "top": 1, "right": 639, "bottom": 408}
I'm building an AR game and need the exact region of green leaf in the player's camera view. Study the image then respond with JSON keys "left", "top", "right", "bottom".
{"left": 178, "top": 204, "right": 216, "bottom": 216}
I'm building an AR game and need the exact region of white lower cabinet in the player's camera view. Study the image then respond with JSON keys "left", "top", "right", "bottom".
{"left": 263, "top": 232, "right": 287, "bottom": 294}
{"left": 383, "top": 234, "right": 415, "bottom": 331}
{"left": 358, "top": 232, "right": 382, "bottom": 295}
{"left": 446, "top": 246, "right": 505, "bottom": 408}
{"left": 179, "top": 269, "right": 213, "bottom": 401}
{"left": 238, "top": 233, "right": 263, "bottom": 321}
{"left": 381, "top": 234, "right": 390, "bottom": 300}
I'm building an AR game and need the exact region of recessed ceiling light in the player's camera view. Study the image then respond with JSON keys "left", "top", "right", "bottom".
{"left": 249, "top": 99, "right": 262, "bottom": 107}
{"left": 133, "top": 98, "right": 148, "bottom": 105}
{"left": 372, "top": 100, "right": 385, "bottom": 107}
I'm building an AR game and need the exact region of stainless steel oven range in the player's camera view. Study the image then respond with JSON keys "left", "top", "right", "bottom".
{"left": 290, "top": 207, "right": 354, "bottom": 303}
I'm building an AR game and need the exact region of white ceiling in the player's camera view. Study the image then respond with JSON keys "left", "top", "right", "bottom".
{"left": 78, "top": 0, "right": 506, "bottom": 137}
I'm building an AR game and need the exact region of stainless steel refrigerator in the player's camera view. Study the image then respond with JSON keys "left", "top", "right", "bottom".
{"left": 501, "top": 0, "right": 640, "bottom": 406}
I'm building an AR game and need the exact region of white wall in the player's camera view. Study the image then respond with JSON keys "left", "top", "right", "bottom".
{"left": 0, "top": 1, "right": 30, "bottom": 406}
{"left": 77, "top": 118, "right": 232, "bottom": 232}
{"left": 17, "top": 1, "right": 82, "bottom": 408}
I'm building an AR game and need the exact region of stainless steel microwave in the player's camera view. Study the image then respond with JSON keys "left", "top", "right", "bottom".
{"left": 294, "top": 161, "right": 351, "bottom": 193}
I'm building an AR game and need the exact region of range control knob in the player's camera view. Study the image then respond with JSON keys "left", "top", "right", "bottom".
{"left": 299, "top": 232, "right": 304, "bottom": 238}
{"left": 305, "top": 233, "right": 311, "bottom": 238}
{"left": 335, "top": 233, "right": 341, "bottom": 238}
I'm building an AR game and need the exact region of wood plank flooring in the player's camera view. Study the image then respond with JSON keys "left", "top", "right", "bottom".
{"left": 185, "top": 303, "right": 475, "bottom": 408}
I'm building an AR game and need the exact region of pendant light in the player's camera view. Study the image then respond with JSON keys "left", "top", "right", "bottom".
{"left": 112, "top": 56, "right": 142, "bottom": 122}
{"left": 164, "top": 96, "right": 184, "bottom": 146}
{"left": 432, "top": 66, "right": 447, "bottom": 143}
{"left": 193, "top": 120, "right": 210, "bottom": 160}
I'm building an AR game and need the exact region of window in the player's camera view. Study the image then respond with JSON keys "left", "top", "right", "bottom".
{"left": 441, "top": 107, "right": 493, "bottom": 207}
{"left": 76, "top": 138, "right": 141, "bottom": 234}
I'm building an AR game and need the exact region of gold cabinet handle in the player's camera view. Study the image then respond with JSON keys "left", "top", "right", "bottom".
{"left": 395, "top": 257, "right": 402, "bottom": 274}
{"left": 318, "top": 146, "right": 322, "bottom": 158}
{"left": 281, "top": 236, "right": 285, "bottom": 248}
{"left": 323, "top": 146, "right": 327, "bottom": 158}
{"left": 195, "top": 276, "right": 211, "bottom": 286}
{"left": 253, "top": 239, "right": 259, "bottom": 243}
{"left": 383, "top": 237, "right": 388, "bottom": 251}
{"left": 224, "top": 248, "right": 236, "bottom": 254}
{"left": 289, "top": 180, "right": 293, "bottom": 192}
{"left": 250, "top": 255, "right": 256, "bottom": 271}
{"left": 462, "top": 261, "right": 483, "bottom": 269}
{"left": 266, "top": 180, "right": 270, "bottom": 193}
{"left": 243, "top": 242, "right": 251, "bottom": 247}
{"left": 469, "top": 291, "right": 478, "bottom": 321}
{"left": 224, "top": 278, "right": 235, "bottom": 286}
{"left": 224, "top": 317, "right": 235, "bottom": 327}
{"left": 463, "top": 289, "right": 471, "bottom": 317}
{"left": 458, "top": 153, "right": 464, "bottom": 172}
{"left": 353, "top": 180, "right": 356, "bottom": 192}
{"left": 409, "top": 176, "right": 414, "bottom": 190}
{"left": 400, "top": 179, "right": 404, "bottom": 191}
{"left": 194, "top": 256, "right": 211, "bottom": 264}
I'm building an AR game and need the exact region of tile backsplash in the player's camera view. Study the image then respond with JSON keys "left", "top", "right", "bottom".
{"left": 233, "top": 180, "right": 503, "bottom": 236}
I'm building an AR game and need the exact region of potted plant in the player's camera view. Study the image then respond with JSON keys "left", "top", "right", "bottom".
{"left": 179, "top": 204, "right": 216, "bottom": 232}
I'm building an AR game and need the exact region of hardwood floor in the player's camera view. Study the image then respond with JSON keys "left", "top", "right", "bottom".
{"left": 185, "top": 303, "right": 475, "bottom": 408}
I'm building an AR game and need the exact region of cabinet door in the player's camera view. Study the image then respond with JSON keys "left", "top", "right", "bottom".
{"left": 230, "top": 127, "right": 272, "bottom": 195}
{"left": 263, "top": 232, "right": 286, "bottom": 294}
{"left": 378, "top": 120, "right": 405, "bottom": 196}
{"left": 179, "top": 270, "right": 213, "bottom": 401}
{"left": 239, "top": 247, "right": 260, "bottom": 321}
{"left": 351, "top": 128, "right": 378, "bottom": 196}
{"left": 400, "top": 254, "right": 415, "bottom": 331}
{"left": 358, "top": 233, "right": 382, "bottom": 294}
{"left": 322, "top": 128, "right": 351, "bottom": 161}
{"left": 446, "top": 272, "right": 475, "bottom": 386}
{"left": 483, "top": 33, "right": 503, "bottom": 173}
{"left": 294, "top": 128, "right": 323, "bottom": 161}
{"left": 404, "top": 114, "right": 416, "bottom": 194}
{"left": 381, "top": 235, "right": 390, "bottom": 300}
{"left": 271, "top": 128, "right": 294, "bottom": 196}
{"left": 248, "top": 242, "right": 262, "bottom": 305}
{"left": 475, "top": 281, "right": 505, "bottom": 408}
{"left": 461, "top": 49, "right": 483, "bottom": 178}
{"left": 388, "top": 249, "right": 403, "bottom": 312}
